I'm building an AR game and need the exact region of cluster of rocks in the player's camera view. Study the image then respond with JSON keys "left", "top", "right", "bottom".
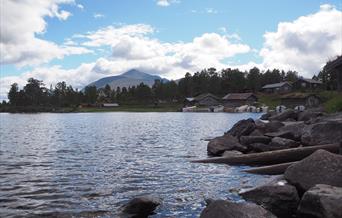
{"left": 202, "top": 109, "right": 342, "bottom": 218}
{"left": 200, "top": 149, "right": 342, "bottom": 218}
{"left": 207, "top": 109, "right": 342, "bottom": 156}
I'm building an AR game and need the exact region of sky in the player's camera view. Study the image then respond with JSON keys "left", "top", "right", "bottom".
{"left": 0, "top": 0, "right": 342, "bottom": 100}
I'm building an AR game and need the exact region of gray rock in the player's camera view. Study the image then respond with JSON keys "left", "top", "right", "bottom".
{"left": 301, "top": 121, "right": 342, "bottom": 146}
{"left": 249, "top": 129, "right": 264, "bottom": 136}
{"left": 264, "top": 131, "right": 296, "bottom": 140}
{"left": 263, "top": 121, "right": 285, "bottom": 133}
{"left": 227, "top": 118, "right": 256, "bottom": 138}
{"left": 122, "top": 195, "right": 161, "bottom": 217}
{"left": 200, "top": 199, "right": 276, "bottom": 218}
{"left": 284, "top": 150, "right": 342, "bottom": 193}
{"left": 222, "top": 150, "right": 243, "bottom": 157}
{"left": 240, "top": 177, "right": 299, "bottom": 218}
{"left": 297, "top": 184, "right": 342, "bottom": 218}
{"left": 298, "top": 111, "right": 323, "bottom": 121}
{"left": 207, "top": 134, "right": 247, "bottom": 156}
{"left": 248, "top": 143, "right": 273, "bottom": 152}
{"left": 269, "top": 109, "right": 298, "bottom": 122}
{"left": 240, "top": 136, "right": 271, "bottom": 146}
{"left": 278, "top": 122, "right": 306, "bottom": 141}
{"left": 260, "top": 111, "right": 276, "bottom": 121}
{"left": 269, "top": 137, "right": 299, "bottom": 150}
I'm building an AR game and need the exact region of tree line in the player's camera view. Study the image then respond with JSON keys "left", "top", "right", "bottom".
{"left": 5, "top": 60, "right": 339, "bottom": 108}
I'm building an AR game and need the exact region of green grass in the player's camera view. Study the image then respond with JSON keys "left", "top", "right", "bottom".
{"left": 318, "top": 91, "right": 342, "bottom": 113}
{"left": 257, "top": 93, "right": 281, "bottom": 109}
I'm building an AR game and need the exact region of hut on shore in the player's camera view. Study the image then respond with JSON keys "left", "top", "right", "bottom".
{"left": 184, "top": 93, "right": 221, "bottom": 106}
{"left": 222, "top": 93, "right": 258, "bottom": 108}
{"left": 293, "top": 77, "right": 323, "bottom": 90}
{"left": 280, "top": 93, "right": 321, "bottom": 108}
{"left": 324, "top": 56, "right": 342, "bottom": 91}
{"left": 261, "top": 82, "right": 292, "bottom": 94}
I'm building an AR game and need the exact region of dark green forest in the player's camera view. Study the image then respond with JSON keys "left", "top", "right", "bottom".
{"left": 2, "top": 62, "right": 339, "bottom": 109}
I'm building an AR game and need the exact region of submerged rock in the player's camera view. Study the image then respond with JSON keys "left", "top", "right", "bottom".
{"left": 207, "top": 134, "right": 247, "bottom": 156}
{"left": 121, "top": 195, "right": 161, "bottom": 217}
{"left": 301, "top": 121, "right": 342, "bottom": 146}
{"left": 297, "top": 184, "right": 342, "bottom": 218}
{"left": 227, "top": 118, "right": 256, "bottom": 138}
{"left": 199, "top": 199, "right": 276, "bottom": 218}
{"left": 284, "top": 150, "right": 342, "bottom": 193}
{"left": 240, "top": 177, "right": 299, "bottom": 218}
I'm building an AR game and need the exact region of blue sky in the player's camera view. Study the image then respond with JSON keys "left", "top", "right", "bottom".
{"left": 0, "top": 0, "right": 341, "bottom": 99}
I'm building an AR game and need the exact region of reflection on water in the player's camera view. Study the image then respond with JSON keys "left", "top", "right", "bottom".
{"left": 0, "top": 112, "right": 268, "bottom": 217}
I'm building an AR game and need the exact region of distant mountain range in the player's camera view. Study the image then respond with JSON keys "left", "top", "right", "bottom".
{"left": 86, "top": 69, "right": 168, "bottom": 90}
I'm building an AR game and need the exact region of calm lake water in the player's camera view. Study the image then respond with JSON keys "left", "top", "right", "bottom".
{"left": 0, "top": 112, "right": 269, "bottom": 217}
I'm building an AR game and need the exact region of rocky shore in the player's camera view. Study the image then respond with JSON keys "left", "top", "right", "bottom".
{"left": 120, "top": 109, "right": 342, "bottom": 217}
{"left": 197, "top": 109, "right": 342, "bottom": 218}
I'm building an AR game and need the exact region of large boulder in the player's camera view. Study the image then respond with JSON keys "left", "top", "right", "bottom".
{"left": 284, "top": 150, "right": 342, "bottom": 193}
{"left": 240, "top": 136, "right": 271, "bottom": 146}
{"left": 207, "top": 134, "right": 247, "bottom": 156}
{"left": 248, "top": 143, "right": 274, "bottom": 152}
{"left": 269, "top": 109, "right": 298, "bottom": 122}
{"left": 222, "top": 150, "right": 243, "bottom": 157}
{"left": 240, "top": 177, "right": 299, "bottom": 218}
{"left": 297, "top": 184, "right": 342, "bottom": 218}
{"left": 227, "top": 118, "right": 256, "bottom": 138}
{"left": 263, "top": 121, "right": 285, "bottom": 133}
{"left": 301, "top": 121, "right": 342, "bottom": 146}
{"left": 269, "top": 137, "right": 299, "bottom": 150}
{"left": 121, "top": 195, "right": 161, "bottom": 217}
{"left": 200, "top": 199, "right": 276, "bottom": 218}
{"left": 278, "top": 122, "right": 306, "bottom": 141}
{"left": 297, "top": 110, "right": 323, "bottom": 122}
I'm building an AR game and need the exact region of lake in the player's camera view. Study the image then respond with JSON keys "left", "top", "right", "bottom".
{"left": 0, "top": 112, "right": 269, "bottom": 217}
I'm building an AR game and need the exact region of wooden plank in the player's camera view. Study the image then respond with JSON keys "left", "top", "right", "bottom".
{"left": 244, "top": 162, "right": 297, "bottom": 175}
{"left": 191, "top": 143, "right": 340, "bottom": 166}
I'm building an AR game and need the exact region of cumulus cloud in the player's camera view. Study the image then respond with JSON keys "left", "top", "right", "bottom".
{"left": 0, "top": 23, "right": 252, "bottom": 100}
{"left": 0, "top": 0, "right": 90, "bottom": 67}
{"left": 260, "top": 4, "right": 342, "bottom": 77}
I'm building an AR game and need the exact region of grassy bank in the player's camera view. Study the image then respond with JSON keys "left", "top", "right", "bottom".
{"left": 0, "top": 103, "right": 183, "bottom": 113}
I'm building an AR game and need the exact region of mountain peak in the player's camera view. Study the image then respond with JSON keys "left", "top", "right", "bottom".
{"left": 85, "top": 69, "right": 168, "bottom": 90}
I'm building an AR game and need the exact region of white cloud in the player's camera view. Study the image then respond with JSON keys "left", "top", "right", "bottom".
{"left": 156, "top": 0, "right": 179, "bottom": 7}
{"left": 77, "top": 4, "right": 84, "bottom": 10}
{"left": 206, "top": 8, "right": 218, "bottom": 14}
{"left": 0, "top": 23, "right": 252, "bottom": 100}
{"left": 260, "top": 4, "right": 342, "bottom": 77}
{"left": 0, "top": 0, "right": 90, "bottom": 67}
{"left": 93, "top": 13, "right": 105, "bottom": 19}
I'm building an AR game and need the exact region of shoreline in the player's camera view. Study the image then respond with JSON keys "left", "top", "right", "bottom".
{"left": 195, "top": 109, "right": 342, "bottom": 217}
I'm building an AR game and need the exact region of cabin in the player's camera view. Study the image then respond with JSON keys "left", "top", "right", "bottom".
{"left": 324, "top": 56, "right": 342, "bottom": 91}
{"left": 261, "top": 82, "right": 292, "bottom": 94}
{"left": 184, "top": 93, "right": 221, "bottom": 106}
{"left": 222, "top": 93, "right": 258, "bottom": 108}
{"left": 293, "top": 77, "right": 322, "bottom": 90}
{"left": 281, "top": 93, "right": 321, "bottom": 108}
